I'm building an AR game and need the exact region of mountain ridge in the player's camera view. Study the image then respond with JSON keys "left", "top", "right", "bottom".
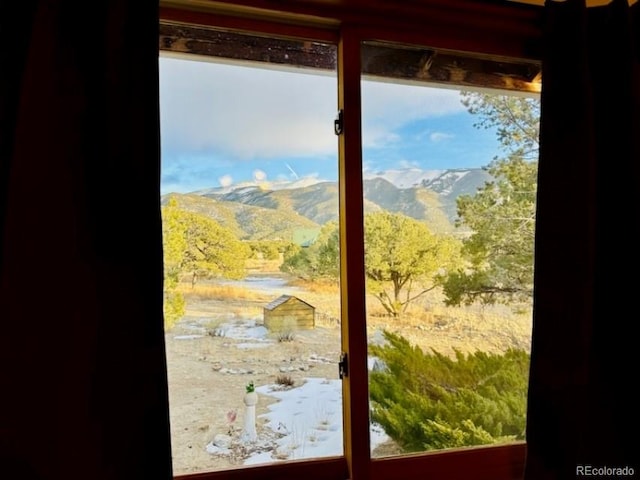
{"left": 161, "top": 167, "right": 493, "bottom": 241}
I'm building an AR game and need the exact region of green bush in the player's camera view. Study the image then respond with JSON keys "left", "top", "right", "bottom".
{"left": 369, "top": 330, "right": 529, "bottom": 452}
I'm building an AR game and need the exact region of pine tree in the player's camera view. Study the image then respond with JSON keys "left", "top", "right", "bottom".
{"left": 440, "top": 92, "right": 539, "bottom": 306}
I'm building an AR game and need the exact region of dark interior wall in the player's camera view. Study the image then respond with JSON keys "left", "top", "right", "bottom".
{"left": 0, "top": 2, "right": 173, "bottom": 479}
{"left": 2, "top": 1, "right": 637, "bottom": 480}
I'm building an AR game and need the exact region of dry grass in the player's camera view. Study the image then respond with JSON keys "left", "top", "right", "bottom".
{"left": 270, "top": 278, "right": 532, "bottom": 356}
{"left": 288, "top": 278, "right": 340, "bottom": 294}
{"left": 365, "top": 293, "right": 533, "bottom": 356}
{"left": 245, "top": 258, "right": 282, "bottom": 274}
{"left": 291, "top": 283, "right": 533, "bottom": 356}
{"left": 177, "top": 283, "right": 271, "bottom": 303}
{"left": 177, "top": 272, "right": 532, "bottom": 357}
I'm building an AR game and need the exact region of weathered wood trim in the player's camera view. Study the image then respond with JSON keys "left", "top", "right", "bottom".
{"left": 160, "top": 0, "right": 544, "bottom": 60}
{"left": 361, "top": 41, "right": 541, "bottom": 94}
{"left": 159, "top": 21, "right": 541, "bottom": 94}
{"left": 160, "top": 23, "right": 337, "bottom": 72}
{"left": 160, "top": 22, "right": 337, "bottom": 71}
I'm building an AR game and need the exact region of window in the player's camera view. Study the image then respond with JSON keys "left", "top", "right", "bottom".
{"left": 159, "top": 6, "right": 541, "bottom": 480}
{"left": 159, "top": 28, "right": 346, "bottom": 476}
{"left": 360, "top": 41, "right": 539, "bottom": 460}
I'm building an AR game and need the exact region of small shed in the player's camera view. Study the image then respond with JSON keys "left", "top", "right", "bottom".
{"left": 263, "top": 295, "right": 315, "bottom": 331}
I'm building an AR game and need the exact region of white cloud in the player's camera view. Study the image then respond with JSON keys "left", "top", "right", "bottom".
{"left": 429, "top": 132, "right": 454, "bottom": 142}
{"left": 219, "top": 175, "right": 233, "bottom": 187}
{"left": 253, "top": 169, "right": 267, "bottom": 181}
{"left": 398, "top": 159, "right": 420, "bottom": 169}
{"left": 361, "top": 80, "right": 465, "bottom": 147}
{"left": 160, "top": 56, "right": 467, "bottom": 161}
{"left": 160, "top": 56, "right": 337, "bottom": 160}
{"left": 362, "top": 127, "right": 402, "bottom": 148}
{"left": 362, "top": 80, "right": 465, "bottom": 119}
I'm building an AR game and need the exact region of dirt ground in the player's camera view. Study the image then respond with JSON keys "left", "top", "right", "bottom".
{"left": 165, "top": 298, "right": 342, "bottom": 475}
{"left": 164, "top": 275, "right": 532, "bottom": 476}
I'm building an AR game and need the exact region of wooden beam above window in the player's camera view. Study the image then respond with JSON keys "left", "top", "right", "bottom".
{"left": 159, "top": 22, "right": 337, "bottom": 71}
{"left": 160, "top": 0, "right": 544, "bottom": 62}
{"left": 159, "top": 22, "right": 541, "bottom": 94}
{"left": 361, "top": 42, "right": 541, "bottom": 94}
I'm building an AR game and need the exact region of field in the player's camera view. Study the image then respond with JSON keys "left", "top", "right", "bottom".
{"left": 165, "top": 268, "right": 532, "bottom": 475}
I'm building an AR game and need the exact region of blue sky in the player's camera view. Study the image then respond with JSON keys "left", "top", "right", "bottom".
{"left": 159, "top": 55, "right": 502, "bottom": 194}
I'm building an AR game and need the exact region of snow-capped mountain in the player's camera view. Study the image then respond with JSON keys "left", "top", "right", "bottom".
{"left": 161, "top": 167, "right": 494, "bottom": 239}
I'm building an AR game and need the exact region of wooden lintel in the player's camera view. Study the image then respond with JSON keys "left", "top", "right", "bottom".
{"left": 160, "top": 22, "right": 336, "bottom": 71}
{"left": 361, "top": 43, "right": 541, "bottom": 94}
{"left": 159, "top": 22, "right": 541, "bottom": 93}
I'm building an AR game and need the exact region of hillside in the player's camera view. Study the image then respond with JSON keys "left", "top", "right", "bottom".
{"left": 362, "top": 178, "right": 454, "bottom": 234}
{"left": 204, "top": 181, "right": 340, "bottom": 226}
{"left": 160, "top": 193, "right": 320, "bottom": 241}
{"left": 162, "top": 168, "right": 493, "bottom": 240}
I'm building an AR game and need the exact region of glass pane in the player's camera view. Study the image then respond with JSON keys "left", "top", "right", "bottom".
{"left": 360, "top": 41, "right": 539, "bottom": 457}
{"left": 159, "top": 31, "right": 342, "bottom": 475}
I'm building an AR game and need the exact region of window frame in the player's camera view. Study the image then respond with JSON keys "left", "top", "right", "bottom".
{"left": 159, "top": 4, "right": 540, "bottom": 479}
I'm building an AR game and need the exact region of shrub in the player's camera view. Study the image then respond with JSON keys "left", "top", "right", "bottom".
{"left": 277, "top": 331, "right": 295, "bottom": 342}
{"left": 369, "top": 330, "right": 529, "bottom": 452}
{"left": 275, "top": 374, "right": 295, "bottom": 387}
{"left": 163, "top": 288, "right": 185, "bottom": 331}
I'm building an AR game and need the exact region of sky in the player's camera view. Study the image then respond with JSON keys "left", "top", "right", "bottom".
{"left": 159, "top": 54, "right": 504, "bottom": 195}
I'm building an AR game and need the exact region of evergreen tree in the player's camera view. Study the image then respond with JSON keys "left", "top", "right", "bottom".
{"left": 161, "top": 198, "right": 250, "bottom": 329}
{"left": 369, "top": 331, "right": 529, "bottom": 452}
{"left": 247, "top": 240, "right": 282, "bottom": 260}
{"left": 441, "top": 92, "right": 539, "bottom": 306}
{"left": 280, "top": 220, "right": 340, "bottom": 280}
{"left": 280, "top": 242, "right": 312, "bottom": 277}
{"left": 364, "top": 212, "right": 461, "bottom": 317}
{"left": 161, "top": 198, "right": 187, "bottom": 330}
{"left": 282, "top": 213, "right": 461, "bottom": 316}
{"left": 175, "top": 207, "right": 250, "bottom": 286}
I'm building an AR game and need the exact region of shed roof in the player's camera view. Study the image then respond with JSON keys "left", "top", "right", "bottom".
{"left": 264, "top": 294, "right": 315, "bottom": 311}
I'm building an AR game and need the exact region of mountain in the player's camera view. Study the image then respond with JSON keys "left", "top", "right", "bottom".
{"left": 161, "top": 168, "right": 494, "bottom": 241}
{"left": 363, "top": 168, "right": 447, "bottom": 189}
{"left": 362, "top": 177, "right": 453, "bottom": 233}
{"left": 160, "top": 192, "right": 321, "bottom": 241}
{"left": 203, "top": 181, "right": 340, "bottom": 226}
{"left": 419, "top": 168, "right": 494, "bottom": 220}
